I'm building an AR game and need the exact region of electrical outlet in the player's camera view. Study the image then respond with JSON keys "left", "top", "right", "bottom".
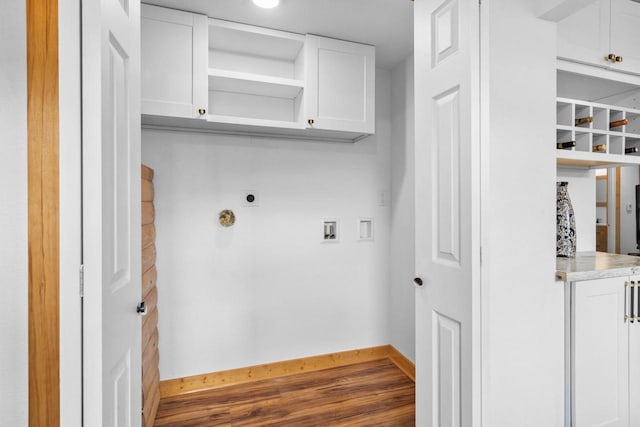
{"left": 242, "top": 191, "right": 259, "bottom": 207}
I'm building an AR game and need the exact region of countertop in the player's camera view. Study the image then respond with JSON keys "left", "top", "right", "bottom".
{"left": 556, "top": 251, "right": 640, "bottom": 281}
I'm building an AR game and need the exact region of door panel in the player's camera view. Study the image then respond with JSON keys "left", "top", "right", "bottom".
{"left": 141, "top": 4, "right": 208, "bottom": 118}
{"left": 83, "top": 0, "right": 142, "bottom": 424}
{"left": 572, "top": 278, "right": 629, "bottom": 427}
{"left": 305, "top": 34, "right": 375, "bottom": 134}
{"left": 628, "top": 276, "right": 640, "bottom": 426}
{"left": 611, "top": 0, "right": 640, "bottom": 74}
{"left": 414, "top": 0, "right": 480, "bottom": 425}
{"left": 557, "top": 0, "right": 610, "bottom": 68}
{"left": 433, "top": 312, "right": 461, "bottom": 427}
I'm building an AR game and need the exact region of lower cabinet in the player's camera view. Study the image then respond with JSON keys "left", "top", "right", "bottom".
{"left": 571, "top": 276, "right": 640, "bottom": 426}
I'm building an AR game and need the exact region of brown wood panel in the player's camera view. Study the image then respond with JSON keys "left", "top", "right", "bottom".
{"left": 142, "top": 307, "right": 158, "bottom": 350}
{"left": 596, "top": 225, "right": 608, "bottom": 253}
{"left": 142, "top": 201, "right": 155, "bottom": 225}
{"left": 142, "top": 164, "right": 160, "bottom": 425}
{"left": 144, "top": 381, "right": 161, "bottom": 427}
{"left": 143, "top": 330, "right": 159, "bottom": 372}
{"left": 142, "top": 164, "right": 155, "bottom": 181}
{"left": 143, "top": 358, "right": 160, "bottom": 399}
{"left": 142, "top": 243, "right": 157, "bottom": 275}
{"left": 387, "top": 345, "right": 415, "bottom": 382}
{"left": 142, "top": 178, "right": 155, "bottom": 202}
{"left": 142, "top": 266, "right": 157, "bottom": 297}
{"left": 154, "top": 359, "right": 415, "bottom": 427}
{"left": 143, "top": 286, "right": 158, "bottom": 315}
{"left": 159, "top": 345, "right": 407, "bottom": 398}
{"left": 142, "top": 223, "right": 156, "bottom": 250}
{"left": 27, "top": 0, "right": 60, "bottom": 425}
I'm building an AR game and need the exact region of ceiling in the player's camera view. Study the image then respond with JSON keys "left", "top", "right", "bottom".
{"left": 144, "top": 0, "right": 414, "bottom": 69}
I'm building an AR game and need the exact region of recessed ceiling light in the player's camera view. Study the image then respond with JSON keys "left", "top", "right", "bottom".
{"left": 253, "top": 0, "right": 280, "bottom": 8}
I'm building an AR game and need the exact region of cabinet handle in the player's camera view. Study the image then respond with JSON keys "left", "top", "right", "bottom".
{"left": 198, "top": 108, "right": 206, "bottom": 116}
{"left": 632, "top": 282, "right": 636, "bottom": 323}
{"left": 625, "top": 281, "right": 640, "bottom": 323}
{"left": 607, "top": 53, "right": 616, "bottom": 62}
{"left": 308, "top": 118, "right": 315, "bottom": 125}
{"left": 626, "top": 281, "right": 630, "bottom": 322}
{"left": 413, "top": 277, "right": 423, "bottom": 287}
{"left": 616, "top": 55, "right": 623, "bottom": 63}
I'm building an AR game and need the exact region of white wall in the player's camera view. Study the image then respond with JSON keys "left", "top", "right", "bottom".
{"left": 142, "top": 70, "right": 392, "bottom": 380}
{"left": 390, "top": 56, "right": 415, "bottom": 362}
{"left": 620, "top": 166, "right": 640, "bottom": 254}
{"left": 0, "top": 1, "right": 28, "bottom": 425}
{"left": 557, "top": 166, "right": 596, "bottom": 251}
{"left": 482, "top": 1, "right": 565, "bottom": 425}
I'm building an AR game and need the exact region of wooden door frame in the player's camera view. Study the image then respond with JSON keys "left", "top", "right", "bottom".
{"left": 27, "top": 0, "right": 60, "bottom": 424}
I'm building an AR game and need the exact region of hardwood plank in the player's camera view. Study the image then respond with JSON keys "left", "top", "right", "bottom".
{"left": 159, "top": 345, "right": 392, "bottom": 398}
{"left": 142, "top": 201, "right": 155, "bottom": 225}
{"left": 154, "top": 359, "right": 415, "bottom": 427}
{"left": 142, "top": 266, "right": 157, "bottom": 297}
{"left": 142, "top": 164, "right": 154, "bottom": 181}
{"left": 142, "top": 223, "right": 156, "bottom": 250}
{"left": 142, "top": 243, "right": 156, "bottom": 275}
{"left": 27, "top": 0, "right": 60, "bottom": 424}
{"left": 142, "top": 307, "right": 158, "bottom": 350}
{"left": 142, "top": 178, "right": 155, "bottom": 202}
{"left": 157, "top": 360, "right": 401, "bottom": 411}
{"left": 387, "top": 345, "right": 415, "bottom": 382}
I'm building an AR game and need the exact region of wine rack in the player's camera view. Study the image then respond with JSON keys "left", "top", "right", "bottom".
{"left": 556, "top": 97, "right": 640, "bottom": 167}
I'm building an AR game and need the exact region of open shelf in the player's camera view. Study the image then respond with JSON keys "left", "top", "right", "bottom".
{"left": 556, "top": 149, "right": 640, "bottom": 168}
{"left": 206, "top": 114, "right": 305, "bottom": 130}
{"left": 556, "top": 97, "right": 640, "bottom": 167}
{"left": 207, "top": 18, "right": 305, "bottom": 130}
{"left": 208, "top": 68, "right": 303, "bottom": 99}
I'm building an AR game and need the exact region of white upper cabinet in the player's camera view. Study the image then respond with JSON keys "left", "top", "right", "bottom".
{"left": 140, "top": 5, "right": 376, "bottom": 141}
{"left": 304, "top": 35, "right": 375, "bottom": 135}
{"left": 558, "top": 0, "right": 640, "bottom": 75}
{"left": 610, "top": 0, "right": 640, "bottom": 74}
{"left": 141, "top": 5, "right": 208, "bottom": 119}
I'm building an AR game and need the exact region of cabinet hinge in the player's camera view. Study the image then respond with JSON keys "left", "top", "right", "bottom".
{"left": 79, "top": 264, "right": 84, "bottom": 298}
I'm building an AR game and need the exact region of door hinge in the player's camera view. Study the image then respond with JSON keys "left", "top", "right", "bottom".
{"left": 79, "top": 264, "right": 84, "bottom": 298}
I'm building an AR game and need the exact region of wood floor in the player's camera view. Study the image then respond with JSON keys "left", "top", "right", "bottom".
{"left": 154, "top": 358, "right": 415, "bottom": 426}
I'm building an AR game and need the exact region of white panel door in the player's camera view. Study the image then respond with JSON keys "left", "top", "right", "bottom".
{"left": 82, "top": 0, "right": 142, "bottom": 425}
{"left": 610, "top": 0, "right": 640, "bottom": 74}
{"left": 305, "top": 34, "right": 375, "bottom": 134}
{"left": 414, "top": 0, "right": 480, "bottom": 425}
{"left": 627, "top": 276, "right": 640, "bottom": 426}
{"left": 572, "top": 278, "right": 629, "bottom": 427}
{"left": 557, "top": 0, "right": 610, "bottom": 68}
{"left": 141, "top": 4, "right": 208, "bottom": 119}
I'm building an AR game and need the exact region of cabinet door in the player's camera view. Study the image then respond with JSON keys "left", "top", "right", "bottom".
{"left": 629, "top": 276, "right": 640, "bottom": 426}
{"left": 573, "top": 278, "right": 629, "bottom": 427}
{"left": 557, "top": 0, "right": 611, "bottom": 69}
{"left": 141, "top": 5, "right": 207, "bottom": 118}
{"left": 304, "top": 35, "right": 375, "bottom": 134}
{"left": 610, "top": 0, "right": 640, "bottom": 75}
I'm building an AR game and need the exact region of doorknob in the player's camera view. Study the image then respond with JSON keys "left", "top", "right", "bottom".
{"left": 136, "top": 301, "right": 147, "bottom": 316}
{"left": 414, "top": 277, "right": 423, "bottom": 287}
